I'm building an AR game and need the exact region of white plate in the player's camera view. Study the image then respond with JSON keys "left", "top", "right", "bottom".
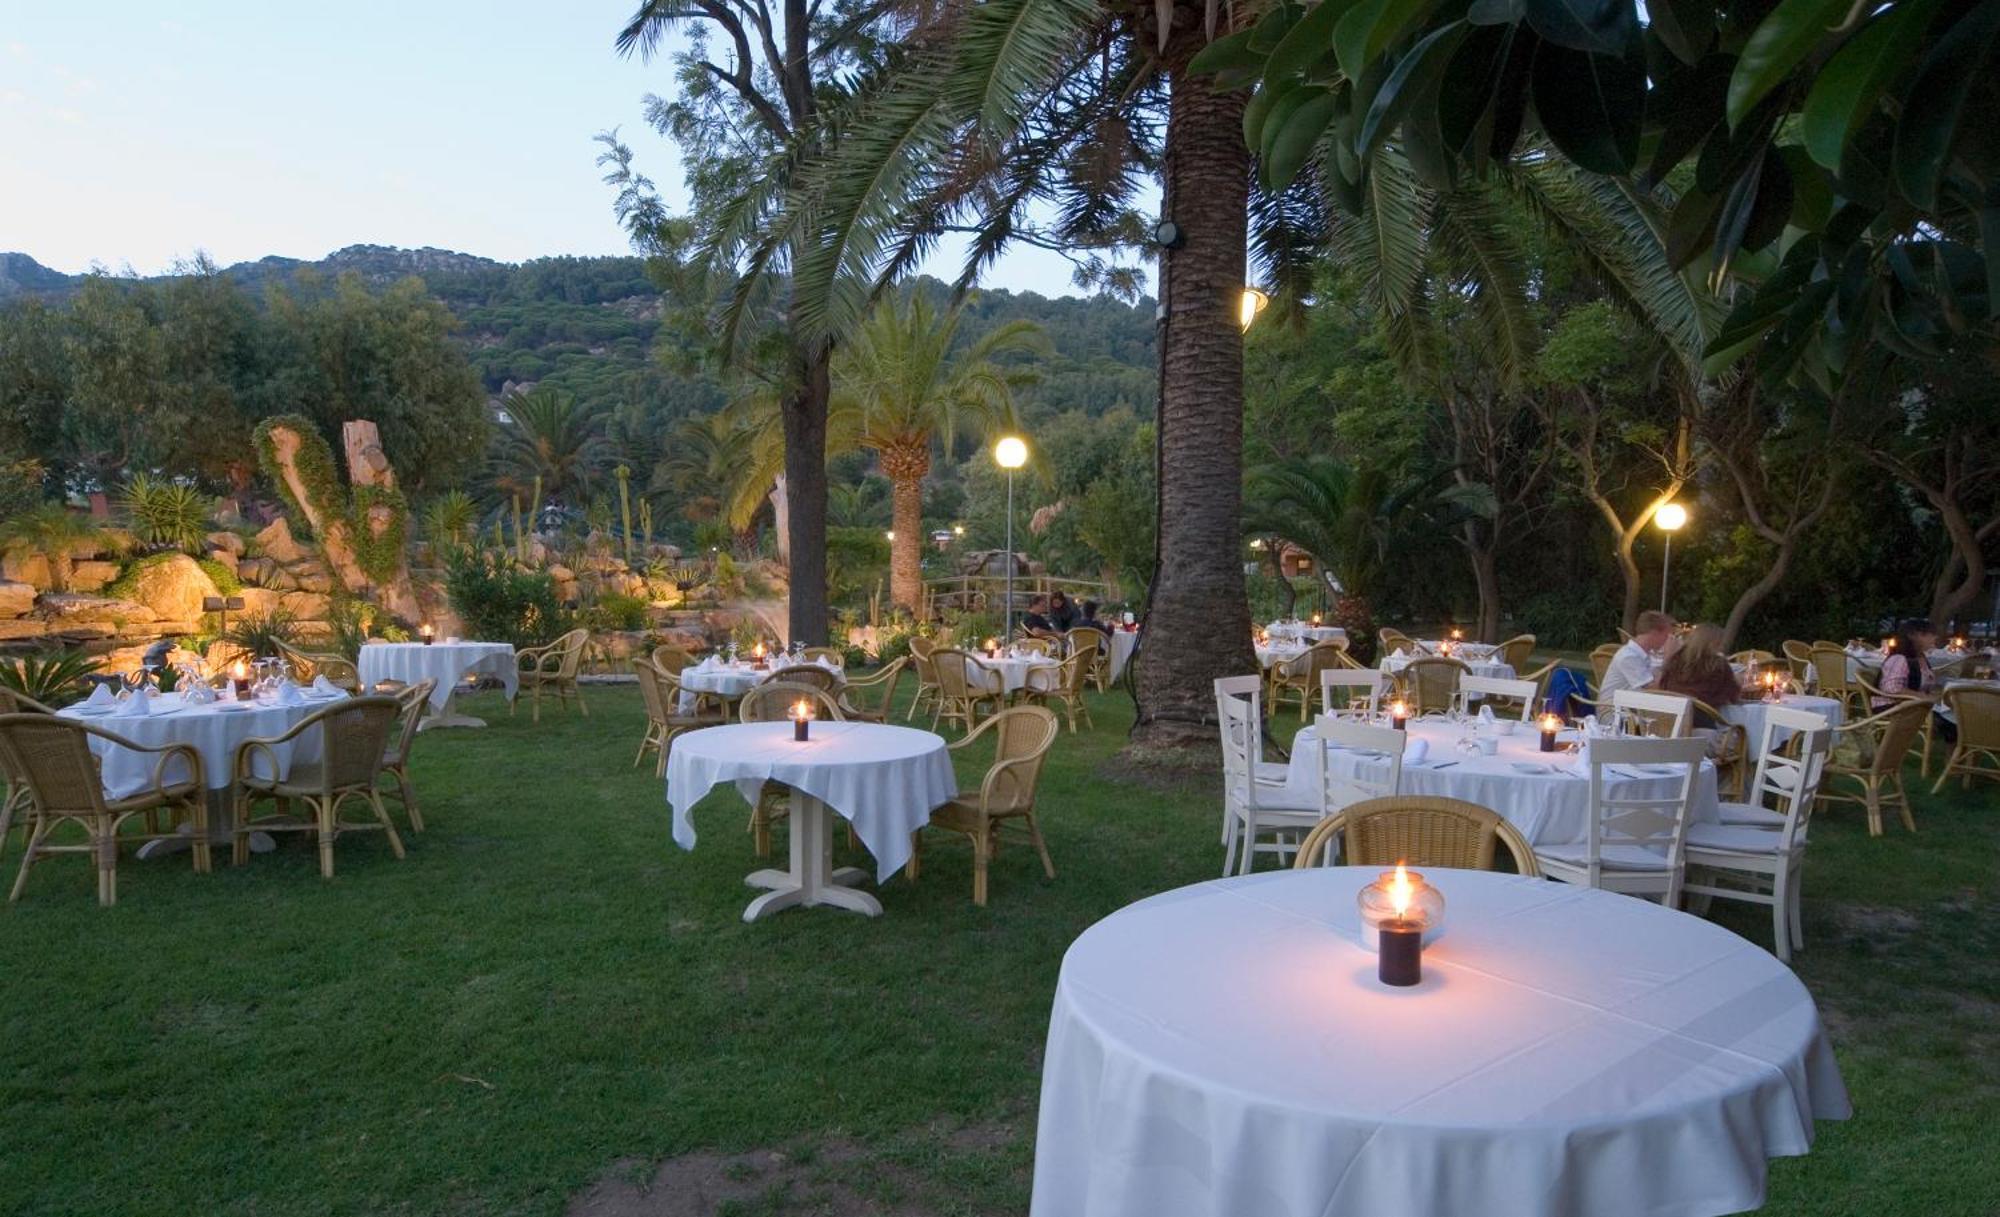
{"left": 212, "top": 702, "right": 253, "bottom": 713}
{"left": 1509, "top": 761, "right": 1551, "bottom": 775}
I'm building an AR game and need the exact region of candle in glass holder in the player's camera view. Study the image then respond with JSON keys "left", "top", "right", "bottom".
{"left": 984, "top": 637, "right": 998, "bottom": 658}
{"left": 231, "top": 659, "right": 251, "bottom": 700}
{"left": 1310, "top": 612, "right": 1322, "bottom": 627}
{"left": 790, "top": 696, "right": 814, "bottom": 741}
{"left": 1357, "top": 863, "right": 1445, "bottom": 987}
{"left": 1450, "top": 627, "right": 1463, "bottom": 642}
{"left": 752, "top": 641, "right": 768, "bottom": 669}
{"left": 1539, "top": 712, "right": 1561, "bottom": 752}
{"left": 1389, "top": 700, "right": 1409, "bottom": 731}
{"left": 419, "top": 622, "right": 435, "bottom": 645}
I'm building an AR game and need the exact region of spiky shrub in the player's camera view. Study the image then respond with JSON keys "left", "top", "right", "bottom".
{"left": 0, "top": 651, "right": 104, "bottom": 708}
{"left": 442, "top": 549, "right": 568, "bottom": 649}
{"left": 324, "top": 598, "right": 405, "bottom": 661}
{"left": 421, "top": 491, "right": 479, "bottom": 552}
{"left": 223, "top": 609, "right": 300, "bottom": 659}
{"left": 120, "top": 474, "right": 212, "bottom": 553}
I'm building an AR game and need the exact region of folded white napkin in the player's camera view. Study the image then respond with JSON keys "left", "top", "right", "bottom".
{"left": 1404, "top": 738, "right": 1429, "bottom": 764}
{"left": 311, "top": 675, "right": 342, "bottom": 697}
{"left": 114, "top": 687, "right": 152, "bottom": 717}
{"left": 84, "top": 683, "right": 115, "bottom": 709}
{"left": 277, "top": 681, "right": 305, "bottom": 706}
{"left": 185, "top": 683, "right": 216, "bottom": 704}
{"left": 1477, "top": 704, "right": 1496, "bottom": 727}
{"left": 1569, "top": 737, "right": 1594, "bottom": 771}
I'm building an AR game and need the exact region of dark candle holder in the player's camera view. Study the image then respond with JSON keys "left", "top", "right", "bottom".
{"left": 793, "top": 717, "right": 810, "bottom": 742}
{"left": 1391, "top": 714, "right": 1408, "bottom": 732}
{"left": 1378, "top": 921, "right": 1422, "bottom": 986}
{"left": 232, "top": 678, "right": 251, "bottom": 700}
{"left": 1539, "top": 728, "right": 1557, "bottom": 753}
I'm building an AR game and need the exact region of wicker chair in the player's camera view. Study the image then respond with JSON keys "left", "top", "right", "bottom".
{"left": 1780, "top": 640, "right": 1813, "bottom": 682}
{"left": 513, "top": 628, "right": 590, "bottom": 723}
{"left": 1271, "top": 641, "right": 1349, "bottom": 721}
{"left": 372, "top": 678, "right": 438, "bottom": 833}
{"left": 636, "top": 661, "right": 725, "bottom": 776}
{"left": 1292, "top": 795, "right": 1538, "bottom": 876}
{"left": 650, "top": 645, "right": 695, "bottom": 675}
{"left": 1588, "top": 643, "right": 1621, "bottom": 689}
{"left": 1377, "top": 627, "right": 1417, "bottom": 657}
{"left": 767, "top": 663, "right": 841, "bottom": 694}
{"left": 1012, "top": 637, "right": 1058, "bottom": 657}
{"left": 1065, "top": 626, "right": 1112, "bottom": 692}
{"left": 739, "top": 682, "right": 846, "bottom": 858}
{"left": 1729, "top": 649, "right": 1777, "bottom": 667}
{"left": 1494, "top": 633, "right": 1537, "bottom": 671}
{"left": 1808, "top": 644, "right": 1866, "bottom": 718}
{"left": 1932, "top": 686, "right": 2000, "bottom": 794}
{"left": 275, "top": 640, "right": 361, "bottom": 692}
{"left": 836, "top": 657, "right": 910, "bottom": 724}
{"left": 904, "top": 705, "right": 1059, "bottom": 906}
{"left": 0, "top": 689, "right": 53, "bottom": 861}
{"left": 1024, "top": 651, "right": 1094, "bottom": 733}
{"left": 0, "top": 713, "right": 208, "bottom": 905}
{"left": 1688, "top": 697, "right": 1751, "bottom": 799}
{"left": 930, "top": 648, "right": 1004, "bottom": 734}
{"left": 1820, "top": 699, "right": 1930, "bottom": 835}
{"left": 906, "top": 637, "right": 942, "bottom": 723}
{"left": 233, "top": 697, "right": 405, "bottom": 877}
{"left": 1399, "top": 657, "right": 1469, "bottom": 715}
{"left": 801, "top": 646, "right": 847, "bottom": 669}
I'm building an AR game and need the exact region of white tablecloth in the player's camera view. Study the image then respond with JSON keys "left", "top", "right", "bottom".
{"left": 677, "top": 659, "right": 845, "bottom": 712}
{"left": 1380, "top": 652, "right": 1516, "bottom": 682}
{"left": 973, "top": 655, "right": 1059, "bottom": 695}
{"left": 61, "top": 692, "right": 336, "bottom": 797}
{"left": 1721, "top": 694, "right": 1843, "bottom": 747}
{"left": 1031, "top": 867, "right": 1848, "bottom": 1217}
{"left": 1255, "top": 644, "right": 1309, "bottom": 672}
{"left": 1106, "top": 630, "right": 1138, "bottom": 683}
{"left": 1283, "top": 719, "right": 1720, "bottom": 846}
{"left": 358, "top": 641, "right": 518, "bottom": 710}
{"left": 665, "top": 721, "right": 955, "bottom": 882}
{"left": 1264, "top": 622, "right": 1347, "bottom": 647}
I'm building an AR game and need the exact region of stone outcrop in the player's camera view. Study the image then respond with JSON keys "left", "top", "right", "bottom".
{"left": 0, "top": 579, "right": 37, "bottom": 618}
{"left": 119, "top": 553, "right": 221, "bottom": 623}
{"left": 253, "top": 517, "right": 308, "bottom": 564}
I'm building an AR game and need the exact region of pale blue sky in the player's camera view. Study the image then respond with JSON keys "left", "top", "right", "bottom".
{"left": 0, "top": 0, "right": 1100, "bottom": 295}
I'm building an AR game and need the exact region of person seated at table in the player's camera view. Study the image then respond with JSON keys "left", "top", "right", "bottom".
{"left": 1656, "top": 624, "right": 1739, "bottom": 725}
{"left": 1874, "top": 618, "right": 1940, "bottom": 708}
{"left": 1076, "top": 600, "right": 1110, "bottom": 635}
{"left": 1021, "top": 595, "right": 1058, "bottom": 639}
{"left": 1047, "top": 590, "right": 1080, "bottom": 633}
{"left": 1599, "top": 610, "right": 1678, "bottom": 698}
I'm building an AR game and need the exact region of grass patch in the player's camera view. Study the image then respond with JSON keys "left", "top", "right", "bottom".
{"left": 0, "top": 686, "right": 1993, "bottom": 1215}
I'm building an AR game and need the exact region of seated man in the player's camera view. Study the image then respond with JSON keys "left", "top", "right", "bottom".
{"left": 1020, "top": 595, "right": 1058, "bottom": 639}
{"left": 1598, "top": 610, "right": 1677, "bottom": 699}
{"left": 1076, "top": 599, "right": 1110, "bottom": 634}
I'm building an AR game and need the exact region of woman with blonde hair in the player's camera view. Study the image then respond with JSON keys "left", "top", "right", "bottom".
{"left": 1657, "top": 623, "right": 1740, "bottom": 725}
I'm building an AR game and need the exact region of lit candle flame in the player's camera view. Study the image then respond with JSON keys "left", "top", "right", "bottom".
{"left": 1390, "top": 700, "right": 1409, "bottom": 719}
{"left": 1541, "top": 712, "right": 1561, "bottom": 731}
{"left": 233, "top": 660, "right": 247, "bottom": 679}
{"left": 790, "top": 697, "right": 813, "bottom": 722}
{"left": 1389, "top": 863, "right": 1414, "bottom": 917}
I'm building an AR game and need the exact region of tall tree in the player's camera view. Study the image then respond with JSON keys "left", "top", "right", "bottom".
{"left": 607, "top": 0, "right": 897, "bottom": 645}
{"left": 488, "top": 387, "right": 616, "bottom": 506}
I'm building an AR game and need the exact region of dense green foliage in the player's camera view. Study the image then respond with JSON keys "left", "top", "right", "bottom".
{"left": 442, "top": 549, "right": 570, "bottom": 648}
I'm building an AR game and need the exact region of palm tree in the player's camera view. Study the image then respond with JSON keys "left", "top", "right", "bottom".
{"left": 488, "top": 387, "right": 616, "bottom": 508}
{"left": 658, "top": 411, "right": 765, "bottom": 544}
{"left": 0, "top": 504, "right": 108, "bottom": 594}
{"left": 831, "top": 294, "right": 1042, "bottom": 612}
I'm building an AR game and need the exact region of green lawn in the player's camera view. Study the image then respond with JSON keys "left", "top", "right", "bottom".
{"left": 0, "top": 684, "right": 1994, "bottom": 1215}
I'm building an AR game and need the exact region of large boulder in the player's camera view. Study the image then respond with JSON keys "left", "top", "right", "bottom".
{"left": 253, "top": 517, "right": 308, "bottom": 565}
{"left": 0, "top": 579, "right": 35, "bottom": 617}
{"left": 205, "top": 530, "right": 246, "bottom": 557}
{"left": 38, "top": 594, "right": 157, "bottom": 625}
{"left": 119, "top": 554, "right": 221, "bottom": 624}
{"left": 278, "top": 590, "right": 331, "bottom": 621}
{"left": 236, "top": 556, "right": 279, "bottom": 587}
{"left": 237, "top": 587, "right": 286, "bottom": 616}
{"left": 0, "top": 619, "right": 48, "bottom": 641}
{"left": 70, "top": 560, "right": 121, "bottom": 592}
{"left": 1, "top": 551, "right": 50, "bottom": 587}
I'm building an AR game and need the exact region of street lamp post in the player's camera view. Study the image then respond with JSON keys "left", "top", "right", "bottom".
{"left": 995, "top": 436, "right": 1029, "bottom": 640}
{"left": 1655, "top": 502, "right": 1688, "bottom": 613}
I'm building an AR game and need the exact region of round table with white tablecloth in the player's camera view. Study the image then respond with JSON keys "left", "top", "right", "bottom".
{"left": 357, "top": 641, "right": 518, "bottom": 726}
{"left": 1379, "top": 651, "right": 1515, "bottom": 682}
{"left": 1031, "top": 867, "right": 1848, "bottom": 1217}
{"left": 665, "top": 721, "right": 956, "bottom": 920}
{"left": 61, "top": 691, "right": 341, "bottom": 798}
{"left": 676, "top": 657, "right": 845, "bottom": 712}
{"left": 1105, "top": 628, "right": 1139, "bottom": 683}
{"left": 1720, "top": 693, "right": 1843, "bottom": 747}
{"left": 1254, "top": 643, "right": 1310, "bottom": 672}
{"left": 1280, "top": 718, "right": 1720, "bottom": 846}
{"left": 971, "top": 654, "right": 1059, "bottom": 696}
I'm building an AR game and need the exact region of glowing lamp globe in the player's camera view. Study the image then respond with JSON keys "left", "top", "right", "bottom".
{"left": 994, "top": 436, "right": 1029, "bottom": 470}
{"left": 1655, "top": 503, "right": 1689, "bottom": 532}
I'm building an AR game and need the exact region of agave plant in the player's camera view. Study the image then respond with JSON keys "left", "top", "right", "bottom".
{"left": 222, "top": 609, "right": 299, "bottom": 659}
{"left": 0, "top": 650, "right": 105, "bottom": 708}
{"left": 121, "top": 473, "right": 214, "bottom": 554}
{"left": 421, "top": 490, "right": 479, "bottom": 550}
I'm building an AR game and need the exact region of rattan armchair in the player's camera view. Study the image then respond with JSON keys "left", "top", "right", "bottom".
{"left": 1588, "top": 643, "right": 1621, "bottom": 689}
{"left": 1494, "top": 633, "right": 1537, "bottom": 671}
{"left": 1065, "top": 626, "right": 1112, "bottom": 692}
{"left": 513, "top": 628, "right": 590, "bottom": 723}
{"left": 1012, "top": 637, "right": 1058, "bottom": 657}
{"left": 906, "top": 637, "right": 941, "bottom": 723}
{"left": 275, "top": 639, "right": 361, "bottom": 692}
{"left": 767, "top": 663, "right": 841, "bottom": 694}
{"left": 379, "top": 679, "right": 436, "bottom": 832}
{"left": 233, "top": 696, "right": 405, "bottom": 877}
{"left": 1729, "top": 649, "right": 1777, "bottom": 667}
{"left": 1271, "top": 641, "right": 1349, "bottom": 721}
{"left": 0, "top": 713, "right": 208, "bottom": 905}
{"left": 801, "top": 646, "right": 847, "bottom": 668}
{"left": 904, "top": 705, "right": 1059, "bottom": 906}
{"left": 836, "top": 657, "right": 910, "bottom": 724}
{"left": 1808, "top": 644, "right": 1866, "bottom": 718}
{"left": 0, "top": 689, "right": 53, "bottom": 862}
{"left": 1399, "top": 657, "right": 1469, "bottom": 715}
{"left": 1377, "top": 627, "right": 1417, "bottom": 657}
{"left": 1292, "top": 794, "right": 1538, "bottom": 876}
{"left": 1688, "top": 697, "right": 1750, "bottom": 799}
{"left": 1780, "top": 640, "right": 1813, "bottom": 682}
{"left": 739, "top": 682, "right": 846, "bottom": 857}
{"left": 650, "top": 645, "right": 695, "bottom": 675}
{"left": 1932, "top": 685, "right": 2000, "bottom": 794}
{"left": 1819, "top": 699, "right": 1930, "bottom": 836}
{"left": 636, "top": 660, "right": 724, "bottom": 776}
{"left": 930, "top": 648, "right": 1004, "bottom": 734}
{"left": 1024, "top": 651, "right": 1094, "bottom": 733}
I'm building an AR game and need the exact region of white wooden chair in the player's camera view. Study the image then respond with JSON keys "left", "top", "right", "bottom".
{"left": 1682, "top": 718, "right": 1832, "bottom": 962}
{"left": 1611, "top": 688, "right": 1694, "bottom": 738}
{"left": 1533, "top": 736, "right": 1708, "bottom": 906}
{"left": 1319, "top": 669, "right": 1387, "bottom": 718}
{"left": 1310, "top": 717, "right": 1406, "bottom": 818}
{"left": 1459, "top": 675, "right": 1538, "bottom": 720}
{"left": 1218, "top": 693, "right": 1322, "bottom": 876}
{"left": 1214, "top": 675, "right": 1289, "bottom": 787}
{"left": 1717, "top": 705, "right": 1834, "bottom": 827}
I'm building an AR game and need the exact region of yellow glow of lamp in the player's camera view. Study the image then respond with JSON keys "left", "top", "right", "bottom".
{"left": 994, "top": 436, "right": 1028, "bottom": 469}
{"left": 1655, "top": 502, "right": 1689, "bottom": 532}
{"left": 1239, "top": 288, "right": 1269, "bottom": 332}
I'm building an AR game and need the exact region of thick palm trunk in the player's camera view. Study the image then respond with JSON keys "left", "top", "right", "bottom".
{"left": 1130, "top": 59, "right": 1255, "bottom": 751}
{"left": 882, "top": 439, "right": 930, "bottom": 614}
{"left": 784, "top": 343, "right": 831, "bottom": 645}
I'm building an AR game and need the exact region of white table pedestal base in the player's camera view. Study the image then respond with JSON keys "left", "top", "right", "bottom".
{"left": 136, "top": 791, "right": 275, "bottom": 858}
{"left": 739, "top": 792, "right": 881, "bottom": 922}
{"left": 419, "top": 690, "right": 487, "bottom": 731}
